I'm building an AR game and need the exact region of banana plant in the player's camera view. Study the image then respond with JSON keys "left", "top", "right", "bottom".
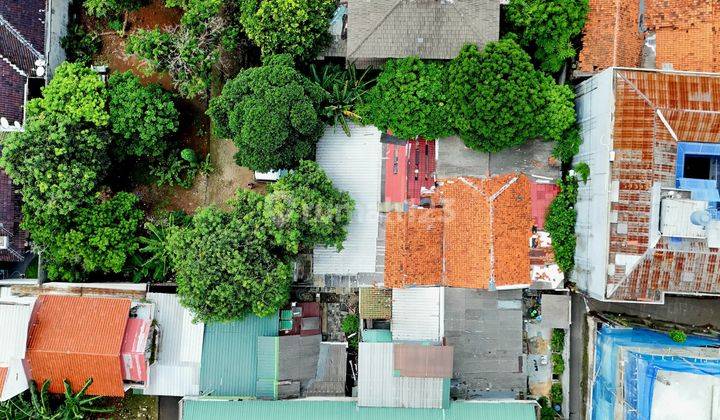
{"left": 57, "top": 378, "right": 114, "bottom": 419}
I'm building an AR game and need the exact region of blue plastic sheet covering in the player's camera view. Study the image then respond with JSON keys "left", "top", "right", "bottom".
{"left": 591, "top": 326, "right": 720, "bottom": 420}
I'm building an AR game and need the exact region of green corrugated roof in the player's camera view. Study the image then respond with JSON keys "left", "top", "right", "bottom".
{"left": 256, "top": 336, "right": 279, "bottom": 399}
{"left": 182, "top": 399, "right": 537, "bottom": 420}
{"left": 362, "top": 329, "right": 392, "bottom": 343}
{"left": 199, "top": 314, "right": 279, "bottom": 397}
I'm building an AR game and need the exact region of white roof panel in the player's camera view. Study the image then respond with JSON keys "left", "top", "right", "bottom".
{"left": 313, "top": 124, "right": 382, "bottom": 275}
{"left": 391, "top": 287, "right": 442, "bottom": 343}
{"left": 358, "top": 342, "right": 445, "bottom": 408}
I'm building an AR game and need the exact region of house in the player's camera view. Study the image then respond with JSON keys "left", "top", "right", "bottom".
{"left": 143, "top": 293, "right": 204, "bottom": 397}
{"left": 25, "top": 295, "right": 153, "bottom": 397}
{"left": 0, "top": 0, "right": 66, "bottom": 131}
{"left": 574, "top": 68, "right": 720, "bottom": 302}
{"left": 325, "top": 0, "right": 500, "bottom": 68}
{"left": 180, "top": 398, "right": 538, "bottom": 420}
{"left": 384, "top": 174, "right": 563, "bottom": 290}
{"left": 577, "top": 0, "right": 720, "bottom": 75}
{"left": 0, "top": 299, "right": 33, "bottom": 401}
{"left": 0, "top": 170, "right": 27, "bottom": 263}
{"left": 588, "top": 324, "right": 720, "bottom": 420}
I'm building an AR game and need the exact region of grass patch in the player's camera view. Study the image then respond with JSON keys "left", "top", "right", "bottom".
{"left": 109, "top": 393, "right": 158, "bottom": 420}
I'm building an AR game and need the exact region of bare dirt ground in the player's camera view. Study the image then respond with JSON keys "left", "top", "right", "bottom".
{"left": 86, "top": 0, "right": 257, "bottom": 214}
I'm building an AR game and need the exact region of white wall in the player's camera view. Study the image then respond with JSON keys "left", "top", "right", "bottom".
{"left": 572, "top": 69, "right": 615, "bottom": 300}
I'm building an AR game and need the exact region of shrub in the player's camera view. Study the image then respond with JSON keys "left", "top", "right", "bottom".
{"left": 150, "top": 149, "right": 212, "bottom": 189}
{"left": 240, "top": 0, "right": 336, "bottom": 59}
{"left": 26, "top": 62, "right": 109, "bottom": 126}
{"left": 550, "top": 382, "right": 563, "bottom": 405}
{"left": 341, "top": 314, "right": 360, "bottom": 349}
{"left": 551, "top": 329, "right": 566, "bottom": 353}
{"left": 208, "top": 54, "right": 326, "bottom": 172}
{"left": 60, "top": 24, "right": 102, "bottom": 64}
{"left": 133, "top": 212, "right": 190, "bottom": 282}
{"left": 507, "top": 0, "right": 589, "bottom": 73}
{"left": 574, "top": 162, "right": 590, "bottom": 183}
{"left": 108, "top": 71, "right": 179, "bottom": 158}
{"left": 310, "top": 63, "right": 373, "bottom": 136}
{"left": 264, "top": 160, "right": 355, "bottom": 253}
{"left": 545, "top": 174, "right": 579, "bottom": 273}
{"left": 83, "top": 0, "right": 145, "bottom": 18}
{"left": 552, "top": 353, "right": 565, "bottom": 375}
{"left": 125, "top": 28, "right": 174, "bottom": 70}
{"left": 447, "top": 39, "right": 577, "bottom": 152}
{"left": 669, "top": 329, "right": 687, "bottom": 343}
{"left": 167, "top": 191, "right": 293, "bottom": 322}
{"left": 362, "top": 56, "right": 452, "bottom": 140}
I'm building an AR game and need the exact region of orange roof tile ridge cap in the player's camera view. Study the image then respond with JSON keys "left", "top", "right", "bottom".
{"left": 488, "top": 176, "right": 519, "bottom": 202}
{"left": 616, "top": 71, "right": 656, "bottom": 108}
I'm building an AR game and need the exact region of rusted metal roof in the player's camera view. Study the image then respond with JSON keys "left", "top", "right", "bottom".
{"left": 26, "top": 295, "right": 131, "bottom": 397}
{"left": 393, "top": 344, "right": 453, "bottom": 378}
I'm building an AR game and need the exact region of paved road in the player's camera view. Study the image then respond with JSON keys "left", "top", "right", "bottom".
{"left": 568, "top": 293, "right": 588, "bottom": 420}
{"left": 158, "top": 396, "right": 180, "bottom": 420}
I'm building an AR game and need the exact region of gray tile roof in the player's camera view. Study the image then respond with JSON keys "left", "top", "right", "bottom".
{"left": 346, "top": 0, "right": 499, "bottom": 63}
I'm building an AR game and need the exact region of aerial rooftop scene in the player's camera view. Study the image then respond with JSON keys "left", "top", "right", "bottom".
{"left": 1, "top": 0, "right": 719, "bottom": 419}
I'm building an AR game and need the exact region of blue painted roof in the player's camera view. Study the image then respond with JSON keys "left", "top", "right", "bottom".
{"left": 182, "top": 399, "right": 537, "bottom": 420}
{"left": 199, "top": 314, "right": 279, "bottom": 397}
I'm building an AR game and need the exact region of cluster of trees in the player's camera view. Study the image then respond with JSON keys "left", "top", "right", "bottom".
{"left": 165, "top": 161, "right": 354, "bottom": 322}
{"left": 362, "top": 38, "right": 580, "bottom": 162}
{"left": 0, "top": 62, "right": 184, "bottom": 281}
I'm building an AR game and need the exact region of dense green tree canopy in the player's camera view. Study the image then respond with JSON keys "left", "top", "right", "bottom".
{"left": 506, "top": 0, "right": 589, "bottom": 73}
{"left": 83, "top": 0, "right": 145, "bottom": 18}
{"left": 168, "top": 191, "right": 293, "bottom": 322}
{"left": 108, "top": 71, "right": 179, "bottom": 158}
{"left": 447, "top": 39, "right": 577, "bottom": 154}
{"left": 361, "top": 57, "right": 453, "bottom": 140}
{"left": 240, "top": 0, "right": 335, "bottom": 59}
{"left": 208, "top": 54, "right": 326, "bottom": 172}
{"left": 264, "top": 160, "right": 354, "bottom": 254}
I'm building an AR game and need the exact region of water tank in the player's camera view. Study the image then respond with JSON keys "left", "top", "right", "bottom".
{"left": 690, "top": 209, "right": 711, "bottom": 226}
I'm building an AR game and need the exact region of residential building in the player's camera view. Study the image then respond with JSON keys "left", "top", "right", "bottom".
{"left": 0, "top": 299, "right": 33, "bottom": 401}
{"left": 384, "top": 174, "right": 562, "bottom": 290}
{"left": 180, "top": 399, "right": 538, "bottom": 420}
{"left": 574, "top": 67, "right": 720, "bottom": 302}
{"left": 325, "top": 0, "right": 500, "bottom": 68}
{"left": 0, "top": 170, "right": 27, "bottom": 263}
{"left": 577, "top": 0, "right": 720, "bottom": 75}
{"left": 25, "top": 295, "right": 153, "bottom": 397}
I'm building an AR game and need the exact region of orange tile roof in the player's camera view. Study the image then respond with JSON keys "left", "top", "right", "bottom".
{"left": 603, "top": 69, "right": 720, "bottom": 301}
{"left": 0, "top": 366, "right": 6, "bottom": 395}
{"left": 385, "top": 174, "right": 533, "bottom": 289}
{"left": 578, "top": 0, "right": 644, "bottom": 73}
{"left": 26, "top": 295, "right": 130, "bottom": 397}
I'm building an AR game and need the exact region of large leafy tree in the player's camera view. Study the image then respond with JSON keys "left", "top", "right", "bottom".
{"left": 361, "top": 56, "right": 453, "bottom": 140}
{"left": 264, "top": 160, "right": 354, "bottom": 254}
{"left": 84, "top": 0, "right": 145, "bottom": 18}
{"left": 208, "top": 54, "right": 326, "bottom": 172}
{"left": 447, "top": 39, "right": 577, "bottom": 153}
{"left": 506, "top": 0, "right": 589, "bottom": 73}
{"left": 240, "top": 0, "right": 335, "bottom": 60}
{"left": 108, "top": 71, "right": 179, "bottom": 159}
{"left": 168, "top": 191, "right": 293, "bottom": 322}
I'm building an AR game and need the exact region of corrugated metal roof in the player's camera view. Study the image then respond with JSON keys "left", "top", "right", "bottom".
{"left": 26, "top": 295, "right": 130, "bottom": 397}
{"left": 144, "top": 293, "right": 204, "bottom": 396}
{"left": 256, "top": 336, "right": 279, "bottom": 399}
{"left": 313, "top": 124, "right": 382, "bottom": 275}
{"left": 182, "top": 398, "right": 537, "bottom": 420}
{"left": 199, "top": 314, "right": 279, "bottom": 397}
{"left": 393, "top": 344, "right": 453, "bottom": 378}
{"left": 0, "top": 301, "right": 32, "bottom": 360}
{"left": 363, "top": 329, "right": 393, "bottom": 343}
{"left": 358, "top": 343, "right": 446, "bottom": 408}
{"left": 391, "top": 288, "right": 442, "bottom": 343}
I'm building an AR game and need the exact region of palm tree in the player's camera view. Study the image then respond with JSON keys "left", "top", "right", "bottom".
{"left": 57, "top": 378, "right": 114, "bottom": 419}
{"left": 311, "top": 64, "right": 373, "bottom": 136}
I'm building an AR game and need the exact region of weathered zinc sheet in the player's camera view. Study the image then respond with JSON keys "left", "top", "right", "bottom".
{"left": 391, "top": 287, "right": 442, "bottom": 343}
{"left": 313, "top": 124, "right": 382, "bottom": 275}
{"left": 358, "top": 343, "right": 446, "bottom": 408}
{"left": 144, "top": 293, "right": 205, "bottom": 396}
{"left": 393, "top": 344, "right": 453, "bottom": 378}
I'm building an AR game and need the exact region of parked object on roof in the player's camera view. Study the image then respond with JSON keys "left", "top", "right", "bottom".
{"left": 180, "top": 398, "right": 538, "bottom": 420}
{"left": 323, "top": 0, "right": 500, "bottom": 68}
{"left": 574, "top": 68, "right": 720, "bottom": 302}
{"left": 0, "top": 299, "right": 34, "bottom": 401}
{"left": 25, "top": 295, "right": 153, "bottom": 397}
{"left": 577, "top": 0, "right": 720, "bottom": 74}
{"left": 144, "top": 293, "right": 204, "bottom": 397}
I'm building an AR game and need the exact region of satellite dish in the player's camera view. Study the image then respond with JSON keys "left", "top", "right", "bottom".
{"left": 13, "top": 121, "right": 21, "bottom": 129}
{"left": 0, "top": 117, "right": 9, "bottom": 128}
{"left": 36, "top": 66, "right": 45, "bottom": 77}
{"left": 34, "top": 59, "right": 46, "bottom": 67}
